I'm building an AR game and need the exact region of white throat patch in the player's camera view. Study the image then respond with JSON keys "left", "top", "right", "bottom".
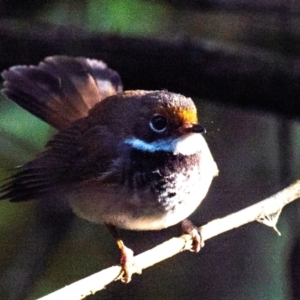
{"left": 124, "top": 133, "right": 206, "bottom": 156}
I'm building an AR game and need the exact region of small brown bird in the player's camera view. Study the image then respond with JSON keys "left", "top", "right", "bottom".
{"left": 0, "top": 56, "right": 218, "bottom": 282}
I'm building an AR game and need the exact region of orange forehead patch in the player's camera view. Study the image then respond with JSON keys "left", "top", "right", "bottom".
{"left": 156, "top": 106, "right": 198, "bottom": 124}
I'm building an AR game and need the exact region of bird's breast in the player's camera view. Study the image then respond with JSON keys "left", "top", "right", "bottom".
{"left": 67, "top": 142, "right": 217, "bottom": 230}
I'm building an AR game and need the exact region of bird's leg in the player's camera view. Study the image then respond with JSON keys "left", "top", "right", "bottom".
{"left": 105, "top": 224, "right": 141, "bottom": 283}
{"left": 181, "top": 219, "right": 204, "bottom": 253}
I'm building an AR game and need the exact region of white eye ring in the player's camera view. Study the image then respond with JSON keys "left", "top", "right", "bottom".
{"left": 149, "top": 115, "right": 168, "bottom": 133}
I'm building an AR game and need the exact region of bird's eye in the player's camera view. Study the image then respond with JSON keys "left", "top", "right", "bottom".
{"left": 149, "top": 115, "right": 167, "bottom": 133}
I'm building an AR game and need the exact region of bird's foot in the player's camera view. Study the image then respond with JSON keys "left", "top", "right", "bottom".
{"left": 105, "top": 224, "right": 142, "bottom": 283}
{"left": 117, "top": 241, "right": 142, "bottom": 283}
{"left": 181, "top": 219, "right": 204, "bottom": 253}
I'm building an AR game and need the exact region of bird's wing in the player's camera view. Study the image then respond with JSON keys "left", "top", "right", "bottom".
{"left": 0, "top": 120, "right": 119, "bottom": 202}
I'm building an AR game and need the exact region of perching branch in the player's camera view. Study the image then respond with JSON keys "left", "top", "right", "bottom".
{"left": 38, "top": 180, "right": 300, "bottom": 300}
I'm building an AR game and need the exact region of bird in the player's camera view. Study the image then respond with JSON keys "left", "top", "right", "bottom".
{"left": 0, "top": 56, "right": 218, "bottom": 282}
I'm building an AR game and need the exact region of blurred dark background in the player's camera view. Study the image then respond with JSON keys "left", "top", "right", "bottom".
{"left": 0, "top": 1, "right": 299, "bottom": 299}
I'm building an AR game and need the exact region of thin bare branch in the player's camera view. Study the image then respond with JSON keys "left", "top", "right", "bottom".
{"left": 38, "top": 180, "right": 300, "bottom": 300}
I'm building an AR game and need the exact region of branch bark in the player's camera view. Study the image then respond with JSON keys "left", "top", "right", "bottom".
{"left": 37, "top": 180, "right": 300, "bottom": 300}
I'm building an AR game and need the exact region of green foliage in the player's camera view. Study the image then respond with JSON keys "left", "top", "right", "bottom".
{"left": 0, "top": 94, "right": 52, "bottom": 167}
{"left": 87, "top": 0, "right": 171, "bottom": 35}
{"left": 40, "top": 0, "right": 172, "bottom": 36}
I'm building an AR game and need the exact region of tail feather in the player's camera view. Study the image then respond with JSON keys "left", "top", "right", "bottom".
{"left": 0, "top": 56, "right": 123, "bottom": 202}
{"left": 1, "top": 56, "right": 123, "bottom": 130}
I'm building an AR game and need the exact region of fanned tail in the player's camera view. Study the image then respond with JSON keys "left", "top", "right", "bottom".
{"left": 1, "top": 56, "right": 123, "bottom": 130}
{"left": 0, "top": 56, "right": 123, "bottom": 201}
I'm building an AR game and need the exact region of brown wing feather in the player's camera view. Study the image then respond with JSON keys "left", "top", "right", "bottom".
{"left": 0, "top": 125, "right": 82, "bottom": 202}
{"left": 1, "top": 56, "right": 123, "bottom": 130}
{"left": 0, "top": 120, "right": 118, "bottom": 202}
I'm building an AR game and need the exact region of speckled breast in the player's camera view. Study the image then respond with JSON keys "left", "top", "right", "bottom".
{"left": 68, "top": 147, "right": 216, "bottom": 231}
{"left": 118, "top": 149, "right": 210, "bottom": 229}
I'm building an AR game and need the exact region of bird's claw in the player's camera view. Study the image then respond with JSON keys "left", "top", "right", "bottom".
{"left": 117, "top": 245, "right": 142, "bottom": 283}
{"left": 181, "top": 219, "right": 204, "bottom": 253}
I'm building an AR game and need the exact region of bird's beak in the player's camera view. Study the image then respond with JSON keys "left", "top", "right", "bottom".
{"left": 182, "top": 123, "right": 206, "bottom": 134}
